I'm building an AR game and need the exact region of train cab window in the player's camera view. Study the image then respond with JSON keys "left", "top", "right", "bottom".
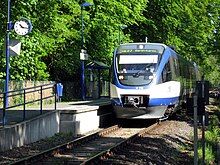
{"left": 116, "top": 54, "right": 158, "bottom": 86}
{"left": 162, "top": 61, "right": 172, "bottom": 82}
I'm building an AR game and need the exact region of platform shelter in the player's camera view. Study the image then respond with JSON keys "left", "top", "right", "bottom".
{"left": 86, "top": 61, "right": 110, "bottom": 99}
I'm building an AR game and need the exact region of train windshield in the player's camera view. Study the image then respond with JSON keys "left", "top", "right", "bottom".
{"left": 115, "top": 43, "right": 164, "bottom": 86}
{"left": 116, "top": 54, "right": 159, "bottom": 86}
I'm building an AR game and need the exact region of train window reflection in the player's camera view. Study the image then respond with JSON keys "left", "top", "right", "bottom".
{"left": 118, "top": 63, "right": 156, "bottom": 73}
{"left": 116, "top": 53, "right": 159, "bottom": 86}
{"left": 117, "top": 62, "right": 156, "bottom": 86}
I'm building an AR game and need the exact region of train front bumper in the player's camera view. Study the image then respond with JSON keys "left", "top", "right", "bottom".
{"left": 112, "top": 105, "right": 167, "bottom": 119}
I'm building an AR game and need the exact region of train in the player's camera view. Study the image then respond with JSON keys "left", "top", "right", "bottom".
{"left": 110, "top": 42, "right": 200, "bottom": 119}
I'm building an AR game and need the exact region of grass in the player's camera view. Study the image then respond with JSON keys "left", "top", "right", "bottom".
{"left": 185, "top": 98, "right": 220, "bottom": 164}
{"left": 198, "top": 113, "right": 220, "bottom": 164}
{"left": 198, "top": 144, "right": 215, "bottom": 164}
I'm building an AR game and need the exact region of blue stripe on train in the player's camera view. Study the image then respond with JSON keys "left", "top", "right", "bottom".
{"left": 111, "top": 98, "right": 122, "bottom": 106}
{"left": 149, "top": 97, "right": 179, "bottom": 106}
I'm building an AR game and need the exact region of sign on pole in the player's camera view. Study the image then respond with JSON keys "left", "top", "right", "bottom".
{"left": 9, "top": 39, "right": 21, "bottom": 56}
{"left": 4, "top": 39, "right": 21, "bottom": 56}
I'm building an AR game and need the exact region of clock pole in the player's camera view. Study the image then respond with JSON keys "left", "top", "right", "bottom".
{"left": 3, "top": 0, "right": 12, "bottom": 126}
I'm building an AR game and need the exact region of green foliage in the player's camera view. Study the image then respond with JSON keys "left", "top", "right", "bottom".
{"left": 209, "top": 114, "right": 220, "bottom": 134}
{"left": 0, "top": 0, "right": 220, "bottom": 85}
{"left": 129, "top": 0, "right": 220, "bottom": 85}
{"left": 0, "top": 0, "right": 147, "bottom": 81}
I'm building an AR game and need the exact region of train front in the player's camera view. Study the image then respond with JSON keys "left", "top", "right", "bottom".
{"left": 110, "top": 43, "right": 168, "bottom": 119}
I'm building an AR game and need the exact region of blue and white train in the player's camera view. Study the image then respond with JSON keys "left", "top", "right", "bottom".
{"left": 110, "top": 42, "right": 200, "bottom": 119}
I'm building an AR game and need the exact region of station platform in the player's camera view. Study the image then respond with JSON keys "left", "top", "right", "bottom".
{"left": 0, "top": 98, "right": 114, "bottom": 152}
{"left": 0, "top": 98, "right": 111, "bottom": 126}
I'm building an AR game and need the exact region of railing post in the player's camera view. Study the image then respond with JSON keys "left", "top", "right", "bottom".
{"left": 3, "top": 92, "right": 6, "bottom": 126}
{"left": 40, "top": 86, "right": 43, "bottom": 115}
{"left": 23, "top": 89, "right": 26, "bottom": 121}
{"left": 194, "top": 94, "right": 198, "bottom": 165}
{"left": 54, "top": 84, "right": 57, "bottom": 110}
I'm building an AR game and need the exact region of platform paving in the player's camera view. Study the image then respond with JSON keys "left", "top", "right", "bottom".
{"left": 0, "top": 97, "right": 112, "bottom": 152}
{"left": 0, "top": 97, "right": 111, "bottom": 128}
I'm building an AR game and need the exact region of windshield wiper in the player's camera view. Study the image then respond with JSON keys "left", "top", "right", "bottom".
{"left": 133, "top": 71, "right": 141, "bottom": 77}
{"left": 132, "top": 66, "right": 148, "bottom": 78}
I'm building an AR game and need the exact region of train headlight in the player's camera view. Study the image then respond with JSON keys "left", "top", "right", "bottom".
{"left": 119, "top": 75, "right": 124, "bottom": 79}
{"left": 119, "top": 75, "right": 128, "bottom": 80}
{"left": 138, "top": 45, "right": 144, "bottom": 49}
{"left": 149, "top": 75, "right": 154, "bottom": 79}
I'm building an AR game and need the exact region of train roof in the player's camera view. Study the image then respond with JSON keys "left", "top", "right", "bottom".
{"left": 117, "top": 42, "right": 170, "bottom": 55}
{"left": 117, "top": 42, "right": 198, "bottom": 65}
{"left": 118, "top": 42, "right": 168, "bottom": 48}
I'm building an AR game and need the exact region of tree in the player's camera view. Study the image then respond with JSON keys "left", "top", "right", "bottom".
{"left": 1, "top": 0, "right": 219, "bottom": 85}
{"left": 129, "top": 0, "right": 220, "bottom": 85}
{"left": 0, "top": 0, "right": 147, "bottom": 81}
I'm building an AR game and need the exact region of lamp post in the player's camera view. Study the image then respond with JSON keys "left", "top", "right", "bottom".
{"left": 118, "top": 25, "right": 127, "bottom": 45}
{"left": 80, "top": 2, "right": 93, "bottom": 101}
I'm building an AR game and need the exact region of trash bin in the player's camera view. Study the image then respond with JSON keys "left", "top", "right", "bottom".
{"left": 56, "top": 83, "right": 63, "bottom": 101}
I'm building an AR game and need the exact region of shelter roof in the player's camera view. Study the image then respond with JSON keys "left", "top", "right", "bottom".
{"left": 86, "top": 61, "right": 109, "bottom": 70}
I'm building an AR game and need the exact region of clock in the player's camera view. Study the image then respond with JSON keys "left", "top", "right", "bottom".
{"left": 14, "top": 18, "right": 32, "bottom": 36}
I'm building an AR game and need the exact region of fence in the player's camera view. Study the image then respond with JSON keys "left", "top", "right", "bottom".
{"left": 60, "top": 80, "right": 110, "bottom": 101}
{"left": 0, "top": 82, "right": 57, "bottom": 126}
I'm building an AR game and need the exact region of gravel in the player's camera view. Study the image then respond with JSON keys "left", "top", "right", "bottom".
{"left": 0, "top": 112, "right": 194, "bottom": 165}
{"left": 0, "top": 133, "right": 77, "bottom": 164}
{"left": 101, "top": 114, "right": 194, "bottom": 165}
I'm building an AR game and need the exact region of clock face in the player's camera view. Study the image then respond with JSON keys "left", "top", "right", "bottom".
{"left": 14, "top": 18, "right": 32, "bottom": 36}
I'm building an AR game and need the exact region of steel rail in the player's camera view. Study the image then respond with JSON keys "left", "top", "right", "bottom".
{"left": 10, "top": 121, "right": 162, "bottom": 165}
{"left": 9, "top": 125, "right": 119, "bottom": 165}
{"left": 83, "top": 121, "right": 162, "bottom": 164}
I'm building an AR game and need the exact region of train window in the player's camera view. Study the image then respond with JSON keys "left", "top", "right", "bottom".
{"left": 169, "top": 57, "right": 176, "bottom": 79}
{"left": 162, "top": 61, "right": 172, "bottom": 82}
{"left": 173, "top": 58, "right": 180, "bottom": 77}
{"left": 179, "top": 59, "right": 187, "bottom": 78}
{"left": 115, "top": 53, "right": 159, "bottom": 86}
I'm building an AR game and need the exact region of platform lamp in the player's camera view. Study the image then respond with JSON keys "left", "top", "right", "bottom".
{"left": 118, "top": 25, "right": 127, "bottom": 45}
{"left": 80, "top": 2, "right": 93, "bottom": 101}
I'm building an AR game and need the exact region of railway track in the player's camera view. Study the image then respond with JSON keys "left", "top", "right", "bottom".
{"left": 10, "top": 121, "right": 162, "bottom": 165}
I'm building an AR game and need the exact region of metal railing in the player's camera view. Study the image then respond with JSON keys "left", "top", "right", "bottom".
{"left": 0, "top": 83, "right": 57, "bottom": 126}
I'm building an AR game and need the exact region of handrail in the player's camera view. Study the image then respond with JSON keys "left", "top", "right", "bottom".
{"left": 0, "top": 82, "right": 57, "bottom": 126}
{"left": 0, "top": 85, "right": 54, "bottom": 99}
{"left": 0, "top": 83, "right": 55, "bottom": 95}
